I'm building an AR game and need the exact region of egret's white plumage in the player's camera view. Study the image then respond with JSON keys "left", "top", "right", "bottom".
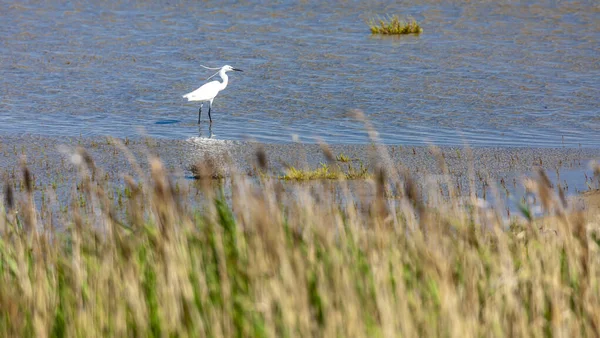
{"left": 182, "top": 65, "right": 243, "bottom": 123}
{"left": 183, "top": 81, "right": 223, "bottom": 102}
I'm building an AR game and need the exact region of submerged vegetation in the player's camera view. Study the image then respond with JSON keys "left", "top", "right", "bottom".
{"left": 0, "top": 144, "right": 599, "bottom": 337}
{"left": 369, "top": 15, "right": 423, "bottom": 35}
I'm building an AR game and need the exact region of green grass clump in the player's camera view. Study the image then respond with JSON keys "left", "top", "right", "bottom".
{"left": 280, "top": 162, "right": 370, "bottom": 181}
{"left": 342, "top": 161, "right": 370, "bottom": 179}
{"left": 336, "top": 153, "right": 351, "bottom": 163}
{"left": 281, "top": 163, "right": 340, "bottom": 180}
{"left": 369, "top": 15, "right": 423, "bottom": 35}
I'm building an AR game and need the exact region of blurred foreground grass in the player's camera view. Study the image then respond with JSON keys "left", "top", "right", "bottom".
{"left": 0, "top": 144, "right": 599, "bottom": 337}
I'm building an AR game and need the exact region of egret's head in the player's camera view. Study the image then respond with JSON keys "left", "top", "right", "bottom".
{"left": 223, "top": 65, "right": 243, "bottom": 72}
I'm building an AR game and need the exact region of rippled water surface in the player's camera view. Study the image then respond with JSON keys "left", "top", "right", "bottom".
{"left": 1, "top": 0, "right": 599, "bottom": 147}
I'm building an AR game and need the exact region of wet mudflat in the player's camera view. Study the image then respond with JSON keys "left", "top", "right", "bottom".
{"left": 1, "top": 135, "right": 598, "bottom": 214}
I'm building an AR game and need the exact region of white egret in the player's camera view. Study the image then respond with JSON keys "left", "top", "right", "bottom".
{"left": 182, "top": 65, "right": 243, "bottom": 123}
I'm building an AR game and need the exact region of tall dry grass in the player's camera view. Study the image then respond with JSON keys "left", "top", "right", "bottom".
{"left": 0, "top": 140, "right": 598, "bottom": 337}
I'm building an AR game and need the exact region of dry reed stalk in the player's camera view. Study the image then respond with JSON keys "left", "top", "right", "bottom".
{"left": 0, "top": 142, "right": 596, "bottom": 336}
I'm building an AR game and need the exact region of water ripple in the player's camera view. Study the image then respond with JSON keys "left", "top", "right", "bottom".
{"left": 0, "top": 0, "right": 598, "bottom": 147}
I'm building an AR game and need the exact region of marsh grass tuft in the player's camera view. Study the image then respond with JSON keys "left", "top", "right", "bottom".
{"left": 281, "top": 163, "right": 339, "bottom": 180}
{"left": 336, "top": 152, "right": 351, "bottom": 163}
{"left": 369, "top": 15, "right": 423, "bottom": 35}
{"left": 281, "top": 162, "right": 370, "bottom": 181}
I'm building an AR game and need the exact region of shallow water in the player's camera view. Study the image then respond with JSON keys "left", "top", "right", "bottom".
{"left": 1, "top": 0, "right": 599, "bottom": 147}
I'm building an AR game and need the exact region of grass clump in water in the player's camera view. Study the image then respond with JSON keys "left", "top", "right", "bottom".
{"left": 336, "top": 153, "right": 351, "bottom": 163}
{"left": 369, "top": 15, "right": 423, "bottom": 35}
{"left": 282, "top": 163, "right": 339, "bottom": 180}
{"left": 281, "top": 162, "right": 370, "bottom": 181}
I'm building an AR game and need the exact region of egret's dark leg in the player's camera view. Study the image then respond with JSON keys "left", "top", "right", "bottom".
{"left": 197, "top": 103, "right": 204, "bottom": 124}
{"left": 208, "top": 100, "right": 213, "bottom": 123}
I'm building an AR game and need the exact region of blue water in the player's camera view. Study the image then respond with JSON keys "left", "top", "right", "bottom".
{"left": 1, "top": 0, "right": 599, "bottom": 147}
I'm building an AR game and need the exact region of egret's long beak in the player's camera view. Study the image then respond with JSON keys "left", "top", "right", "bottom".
{"left": 232, "top": 68, "right": 243, "bottom": 72}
